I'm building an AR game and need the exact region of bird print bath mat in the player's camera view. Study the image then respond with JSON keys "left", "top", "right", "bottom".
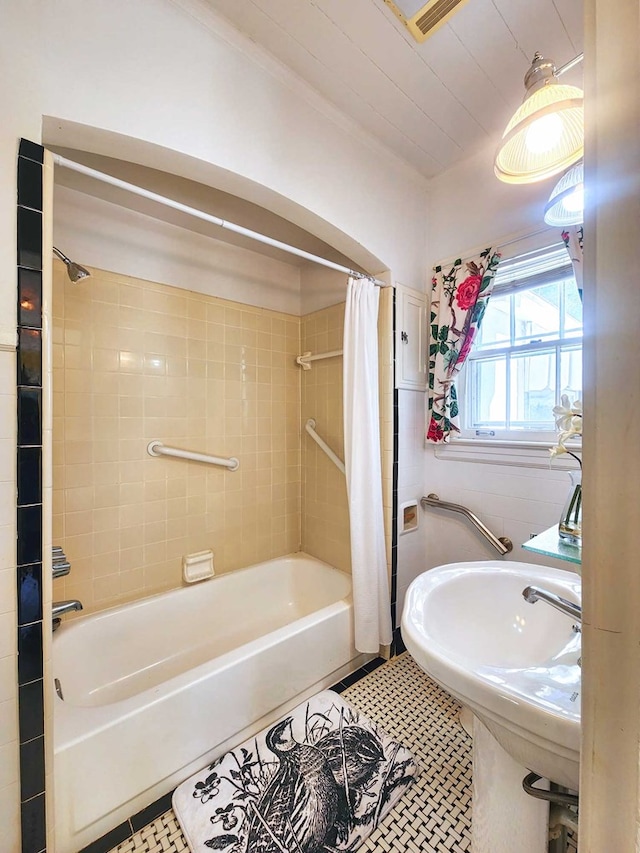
{"left": 172, "top": 689, "right": 419, "bottom": 853}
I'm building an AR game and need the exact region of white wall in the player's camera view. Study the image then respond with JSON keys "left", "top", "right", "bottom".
{"left": 54, "top": 186, "right": 304, "bottom": 314}
{"left": 1, "top": 0, "right": 430, "bottom": 844}
{"left": 394, "top": 137, "right": 580, "bottom": 621}
{"left": 426, "top": 137, "right": 555, "bottom": 265}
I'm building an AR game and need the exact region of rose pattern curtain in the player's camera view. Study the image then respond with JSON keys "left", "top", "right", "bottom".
{"left": 427, "top": 248, "right": 502, "bottom": 443}
{"left": 562, "top": 226, "right": 584, "bottom": 301}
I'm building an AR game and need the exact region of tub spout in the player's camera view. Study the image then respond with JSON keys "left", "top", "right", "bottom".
{"left": 52, "top": 599, "right": 83, "bottom": 631}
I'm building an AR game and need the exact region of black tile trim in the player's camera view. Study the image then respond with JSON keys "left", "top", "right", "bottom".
{"left": 18, "top": 447, "right": 42, "bottom": 508}
{"left": 331, "top": 661, "right": 382, "bottom": 693}
{"left": 79, "top": 821, "right": 132, "bottom": 853}
{"left": 79, "top": 785, "right": 179, "bottom": 852}
{"left": 19, "top": 140, "right": 44, "bottom": 165}
{"left": 17, "top": 328, "right": 42, "bottom": 387}
{"left": 16, "top": 144, "right": 46, "bottom": 853}
{"left": 18, "top": 268, "right": 43, "bottom": 331}
{"left": 130, "top": 790, "right": 175, "bottom": 832}
{"left": 20, "top": 735, "right": 45, "bottom": 802}
{"left": 20, "top": 792, "right": 46, "bottom": 853}
{"left": 363, "top": 656, "right": 386, "bottom": 673}
{"left": 18, "top": 680, "right": 44, "bottom": 743}
{"left": 18, "top": 387, "right": 42, "bottom": 448}
{"left": 393, "top": 626, "right": 407, "bottom": 656}
{"left": 18, "top": 564, "right": 43, "bottom": 627}
{"left": 17, "top": 207, "right": 43, "bottom": 271}
{"left": 18, "top": 157, "right": 43, "bottom": 213}
{"left": 17, "top": 504, "right": 42, "bottom": 567}
{"left": 390, "top": 289, "right": 399, "bottom": 635}
{"left": 18, "top": 622, "right": 43, "bottom": 686}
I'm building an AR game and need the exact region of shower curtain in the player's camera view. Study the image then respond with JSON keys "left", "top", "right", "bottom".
{"left": 343, "top": 277, "right": 392, "bottom": 654}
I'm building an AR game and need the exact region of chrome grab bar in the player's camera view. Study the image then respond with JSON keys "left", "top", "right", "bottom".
{"left": 304, "top": 419, "right": 345, "bottom": 474}
{"left": 420, "top": 493, "right": 513, "bottom": 555}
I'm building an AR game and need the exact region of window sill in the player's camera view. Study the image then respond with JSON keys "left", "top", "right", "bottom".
{"left": 433, "top": 437, "right": 582, "bottom": 470}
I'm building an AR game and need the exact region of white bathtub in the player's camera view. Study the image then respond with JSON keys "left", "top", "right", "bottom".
{"left": 53, "top": 552, "right": 363, "bottom": 853}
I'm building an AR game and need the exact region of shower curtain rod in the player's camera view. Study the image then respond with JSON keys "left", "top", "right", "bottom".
{"left": 53, "top": 155, "right": 388, "bottom": 287}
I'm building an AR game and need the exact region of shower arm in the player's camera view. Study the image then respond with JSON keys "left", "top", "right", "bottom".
{"left": 420, "top": 493, "right": 513, "bottom": 555}
{"left": 52, "top": 246, "right": 70, "bottom": 263}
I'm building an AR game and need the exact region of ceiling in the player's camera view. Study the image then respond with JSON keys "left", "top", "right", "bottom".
{"left": 203, "top": 0, "right": 583, "bottom": 179}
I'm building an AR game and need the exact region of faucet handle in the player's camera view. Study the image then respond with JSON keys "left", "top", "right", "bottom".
{"left": 53, "top": 561, "right": 71, "bottom": 579}
{"left": 52, "top": 546, "right": 70, "bottom": 578}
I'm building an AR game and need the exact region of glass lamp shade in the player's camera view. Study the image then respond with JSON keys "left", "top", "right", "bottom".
{"left": 495, "top": 81, "right": 584, "bottom": 184}
{"left": 544, "top": 161, "right": 584, "bottom": 226}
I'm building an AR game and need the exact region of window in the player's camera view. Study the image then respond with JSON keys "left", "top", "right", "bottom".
{"left": 457, "top": 244, "right": 582, "bottom": 443}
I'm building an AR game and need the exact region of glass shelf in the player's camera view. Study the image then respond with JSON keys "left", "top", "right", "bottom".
{"left": 522, "top": 525, "right": 582, "bottom": 566}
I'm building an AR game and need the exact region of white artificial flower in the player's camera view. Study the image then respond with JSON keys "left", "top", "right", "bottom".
{"left": 553, "top": 396, "right": 582, "bottom": 431}
{"left": 550, "top": 396, "right": 582, "bottom": 466}
{"left": 549, "top": 444, "right": 568, "bottom": 459}
{"left": 552, "top": 395, "right": 573, "bottom": 430}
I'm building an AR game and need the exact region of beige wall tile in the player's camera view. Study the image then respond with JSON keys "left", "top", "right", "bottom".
{"left": 54, "top": 269, "right": 303, "bottom": 614}
{"left": 300, "top": 303, "right": 351, "bottom": 573}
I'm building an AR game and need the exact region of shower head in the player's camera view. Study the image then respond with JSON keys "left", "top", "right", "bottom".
{"left": 52, "top": 247, "right": 91, "bottom": 282}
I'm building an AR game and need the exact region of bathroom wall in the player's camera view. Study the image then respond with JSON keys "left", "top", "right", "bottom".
{"left": 52, "top": 261, "right": 301, "bottom": 615}
{"left": 0, "top": 0, "right": 429, "bottom": 843}
{"left": 300, "top": 302, "right": 350, "bottom": 572}
{"left": 53, "top": 185, "right": 304, "bottom": 315}
{"left": 393, "top": 137, "right": 581, "bottom": 618}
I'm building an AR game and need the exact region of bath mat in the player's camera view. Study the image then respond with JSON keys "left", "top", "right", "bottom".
{"left": 172, "top": 689, "right": 419, "bottom": 853}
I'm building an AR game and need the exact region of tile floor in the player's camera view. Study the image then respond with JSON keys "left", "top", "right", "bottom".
{"left": 110, "top": 654, "right": 473, "bottom": 853}
{"left": 108, "top": 653, "right": 577, "bottom": 853}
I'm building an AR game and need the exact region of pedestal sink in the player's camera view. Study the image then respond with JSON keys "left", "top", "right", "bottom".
{"left": 401, "top": 560, "right": 581, "bottom": 791}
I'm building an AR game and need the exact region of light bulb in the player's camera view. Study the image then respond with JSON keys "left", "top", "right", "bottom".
{"left": 525, "top": 113, "right": 563, "bottom": 154}
{"left": 563, "top": 185, "right": 584, "bottom": 212}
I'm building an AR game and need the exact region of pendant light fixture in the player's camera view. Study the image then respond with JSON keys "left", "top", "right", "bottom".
{"left": 495, "top": 52, "right": 584, "bottom": 185}
{"left": 544, "top": 161, "right": 584, "bottom": 226}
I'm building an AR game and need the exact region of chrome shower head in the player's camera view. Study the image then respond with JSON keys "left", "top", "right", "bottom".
{"left": 53, "top": 247, "right": 91, "bottom": 282}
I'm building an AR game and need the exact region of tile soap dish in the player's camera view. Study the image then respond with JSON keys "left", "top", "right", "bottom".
{"left": 183, "top": 550, "right": 215, "bottom": 583}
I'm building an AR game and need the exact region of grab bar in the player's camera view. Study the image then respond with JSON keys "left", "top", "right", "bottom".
{"left": 304, "top": 419, "right": 345, "bottom": 474}
{"left": 147, "top": 441, "right": 239, "bottom": 471}
{"left": 420, "top": 493, "right": 513, "bottom": 555}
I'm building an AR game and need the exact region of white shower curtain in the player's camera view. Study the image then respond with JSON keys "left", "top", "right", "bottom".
{"left": 343, "top": 277, "right": 392, "bottom": 653}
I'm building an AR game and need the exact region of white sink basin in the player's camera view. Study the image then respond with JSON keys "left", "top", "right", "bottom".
{"left": 401, "top": 560, "right": 581, "bottom": 790}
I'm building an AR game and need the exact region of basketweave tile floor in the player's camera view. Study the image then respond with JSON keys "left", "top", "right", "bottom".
{"left": 111, "top": 653, "right": 473, "bottom": 853}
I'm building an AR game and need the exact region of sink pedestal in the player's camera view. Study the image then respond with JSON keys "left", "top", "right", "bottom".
{"left": 472, "top": 717, "right": 549, "bottom": 853}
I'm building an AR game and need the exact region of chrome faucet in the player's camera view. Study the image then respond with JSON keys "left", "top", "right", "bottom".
{"left": 52, "top": 599, "right": 83, "bottom": 632}
{"left": 522, "top": 585, "right": 581, "bottom": 624}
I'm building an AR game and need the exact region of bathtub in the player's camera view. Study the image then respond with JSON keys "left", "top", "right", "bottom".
{"left": 53, "top": 552, "right": 363, "bottom": 853}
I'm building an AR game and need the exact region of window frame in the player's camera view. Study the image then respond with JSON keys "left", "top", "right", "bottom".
{"left": 437, "top": 236, "right": 583, "bottom": 468}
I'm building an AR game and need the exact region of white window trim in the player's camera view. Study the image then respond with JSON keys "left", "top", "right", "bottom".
{"left": 434, "top": 436, "right": 582, "bottom": 469}
{"left": 439, "top": 237, "right": 582, "bottom": 467}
